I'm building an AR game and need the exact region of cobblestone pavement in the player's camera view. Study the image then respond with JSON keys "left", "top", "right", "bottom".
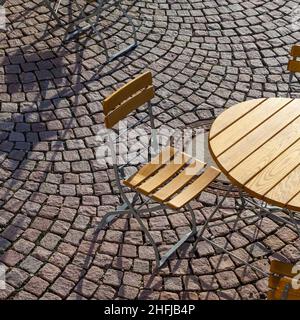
{"left": 1, "top": 0, "right": 300, "bottom": 300}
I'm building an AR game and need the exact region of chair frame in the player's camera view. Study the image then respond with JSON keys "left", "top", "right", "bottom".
{"left": 191, "top": 184, "right": 300, "bottom": 278}
{"left": 96, "top": 72, "right": 211, "bottom": 269}
{"left": 268, "top": 260, "right": 300, "bottom": 300}
{"left": 287, "top": 45, "right": 300, "bottom": 97}
{"left": 43, "top": 0, "right": 137, "bottom": 63}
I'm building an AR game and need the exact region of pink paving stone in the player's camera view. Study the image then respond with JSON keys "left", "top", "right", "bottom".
{"left": 39, "top": 205, "right": 60, "bottom": 219}
{"left": 199, "top": 274, "right": 219, "bottom": 291}
{"left": 85, "top": 266, "right": 105, "bottom": 282}
{"left": 51, "top": 220, "right": 71, "bottom": 235}
{"left": 72, "top": 215, "right": 90, "bottom": 231}
{"left": 105, "top": 230, "right": 124, "bottom": 243}
{"left": 180, "top": 292, "right": 199, "bottom": 300}
{"left": 168, "top": 213, "right": 190, "bottom": 228}
{"left": 138, "top": 246, "right": 156, "bottom": 261}
{"left": 31, "top": 246, "right": 52, "bottom": 262}
{"left": 216, "top": 271, "right": 240, "bottom": 289}
{"left": 183, "top": 275, "right": 201, "bottom": 290}
{"left": 24, "top": 276, "right": 49, "bottom": 297}
{"left": 149, "top": 216, "right": 170, "bottom": 230}
{"left": 57, "top": 242, "right": 77, "bottom": 257}
{"left": 50, "top": 277, "right": 75, "bottom": 298}
{"left": 3, "top": 198, "right": 24, "bottom": 213}
{"left": 143, "top": 274, "right": 163, "bottom": 290}
{"left": 0, "top": 284, "right": 15, "bottom": 299}
{"left": 169, "top": 259, "right": 191, "bottom": 275}
{"left": 124, "top": 231, "right": 143, "bottom": 245}
{"left": 164, "top": 277, "right": 183, "bottom": 291}
{"left": 195, "top": 240, "right": 215, "bottom": 257}
{"left": 93, "top": 253, "right": 114, "bottom": 269}
{"left": 75, "top": 279, "right": 98, "bottom": 298}
{"left": 2, "top": 225, "right": 23, "bottom": 242}
{"left": 72, "top": 252, "right": 92, "bottom": 269}
{"left": 13, "top": 238, "right": 35, "bottom": 255}
{"left": 0, "top": 249, "right": 24, "bottom": 266}
{"left": 103, "top": 269, "right": 124, "bottom": 287}
{"left": 62, "top": 264, "right": 83, "bottom": 282}
{"left": 58, "top": 207, "right": 77, "bottom": 221}
{"left": 119, "top": 244, "right": 138, "bottom": 258}
{"left": 235, "top": 265, "right": 258, "bottom": 284}
{"left": 49, "top": 252, "right": 71, "bottom": 269}
{"left": 160, "top": 291, "right": 179, "bottom": 300}
{"left": 99, "top": 241, "right": 119, "bottom": 256}
{"left": 40, "top": 233, "right": 61, "bottom": 250}
{"left": 217, "top": 289, "right": 241, "bottom": 300}
{"left": 78, "top": 205, "right": 97, "bottom": 217}
{"left": 63, "top": 196, "right": 80, "bottom": 209}
{"left": 138, "top": 290, "right": 160, "bottom": 300}
{"left": 228, "top": 232, "right": 250, "bottom": 249}
{"left": 199, "top": 291, "right": 220, "bottom": 300}
{"left": 64, "top": 229, "right": 84, "bottom": 245}
{"left": 31, "top": 217, "right": 53, "bottom": 231}
{"left": 237, "top": 284, "right": 260, "bottom": 300}
{"left": 133, "top": 259, "right": 150, "bottom": 274}
{"left": 190, "top": 258, "right": 213, "bottom": 275}
{"left": 6, "top": 268, "right": 29, "bottom": 288}
{"left": 20, "top": 256, "right": 43, "bottom": 273}
{"left": 94, "top": 285, "right": 116, "bottom": 300}
{"left": 228, "top": 247, "right": 251, "bottom": 265}
{"left": 78, "top": 240, "right": 99, "bottom": 255}
{"left": 276, "top": 226, "right": 298, "bottom": 242}
{"left": 263, "top": 234, "right": 285, "bottom": 251}
{"left": 38, "top": 263, "right": 61, "bottom": 282}
{"left": 22, "top": 228, "right": 41, "bottom": 242}
{"left": 118, "top": 285, "right": 139, "bottom": 299}
{"left": 112, "top": 256, "right": 133, "bottom": 271}
{"left": 13, "top": 291, "right": 38, "bottom": 300}
{"left": 209, "top": 254, "right": 235, "bottom": 272}
{"left": 40, "top": 293, "right": 62, "bottom": 300}
{"left": 123, "top": 272, "right": 142, "bottom": 288}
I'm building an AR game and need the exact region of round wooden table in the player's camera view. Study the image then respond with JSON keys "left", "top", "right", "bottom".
{"left": 209, "top": 97, "right": 300, "bottom": 212}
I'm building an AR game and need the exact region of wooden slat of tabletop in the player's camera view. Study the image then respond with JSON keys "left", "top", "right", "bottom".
{"left": 229, "top": 116, "right": 300, "bottom": 185}
{"left": 264, "top": 164, "right": 300, "bottom": 207}
{"left": 245, "top": 138, "right": 300, "bottom": 196}
{"left": 210, "top": 97, "right": 292, "bottom": 156}
{"left": 217, "top": 99, "right": 300, "bottom": 171}
{"left": 209, "top": 98, "right": 266, "bottom": 139}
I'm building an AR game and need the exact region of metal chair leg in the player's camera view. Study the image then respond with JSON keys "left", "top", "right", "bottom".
{"left": 95, "top": 193, "right": 139, "bottom": 233}
{"left": 43, "top": 0, "right": 63, "bottom": 26}
{"left": 107, "top": 0, "right": 138, "bottom": 62}
{"left": 288, "top": 72, "right": 293, "bottom": 98}
{"left": 153, "top": 204, "right": 197, "bottom": 269}
{"left": 192, "top": 185, "right": 233, "bottom": 254}
{"left": 128, "top": 204, "right": 161, "bottom": 268}
{"left": 287, "top": 209, "right": 300, "bottom": 239}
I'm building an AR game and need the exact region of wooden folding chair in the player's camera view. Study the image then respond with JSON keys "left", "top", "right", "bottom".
{"left": 268, "top": 260, "right": 300, "bottom": 300}
{"left": 97, "top": 70, "right": 221, "bottom": 269}
{"left": 287, "top": 45, "right": 300, "bottom": 96}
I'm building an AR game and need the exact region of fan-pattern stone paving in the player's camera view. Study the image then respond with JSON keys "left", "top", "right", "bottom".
{"left": 0, "top": 0, "right": 300, "bottom": 300}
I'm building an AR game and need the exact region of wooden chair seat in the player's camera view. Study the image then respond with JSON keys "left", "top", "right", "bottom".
{"left": 123, "top": 146, "right": 221, "bottom": 209}
{"left": 268, "top": 260, "right": 300, "bottom": 300}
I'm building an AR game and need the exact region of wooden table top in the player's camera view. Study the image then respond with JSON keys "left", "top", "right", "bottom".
{"left": 209, "top": 97, "right": 300, "bottom": 212}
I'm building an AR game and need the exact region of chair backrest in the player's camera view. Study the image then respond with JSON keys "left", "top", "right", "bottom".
{"left": 288, "top": 45, "right": 300, "bottom": 73}
{"left": 268, "top": 260, "right": 300, "bottom": 300}
{"left": 291, "top": 45, "right": 300, "bottom": 58}
{"left": 103, "top": 71, "right": 155, "bottom": 129}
